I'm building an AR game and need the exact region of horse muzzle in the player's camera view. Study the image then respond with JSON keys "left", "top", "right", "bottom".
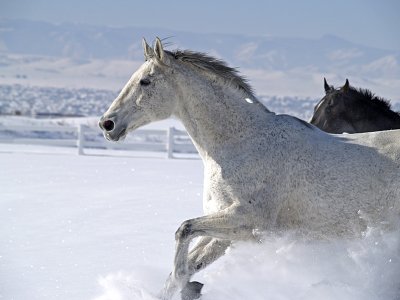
{"left": 99, "top": 116, "right": 127, "bottom": 141}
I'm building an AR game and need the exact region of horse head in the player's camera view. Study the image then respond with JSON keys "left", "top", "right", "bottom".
{"left": 99, "top": 38, "right": 178, "bottom": 141}
{"left": 310, "top": 78, "right": 356, "bottom": 133}
{"left": 311, "top": 78, "right": 400, "bottom": 133}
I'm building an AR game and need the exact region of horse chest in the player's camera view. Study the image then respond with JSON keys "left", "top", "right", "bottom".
{"left": 202, "top": 159, "right": 274, "bottom": 215}
{"left": 202, "top": 170, "right": 236, "bottom": 214}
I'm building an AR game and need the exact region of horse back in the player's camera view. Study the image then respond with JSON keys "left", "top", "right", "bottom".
{"left": 343, "top": 129, "right": 400, "bottom": 164}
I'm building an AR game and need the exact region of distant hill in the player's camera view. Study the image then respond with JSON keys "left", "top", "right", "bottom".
{"left": 1, "top": 19, "right": 399, "bottom": 72}
{"left": 0, "top": 19, "right": 399, "bottom": 100}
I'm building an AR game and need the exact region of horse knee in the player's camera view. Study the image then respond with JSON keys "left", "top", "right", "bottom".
{"left": 175, "top": 220, "right": 193, "bottom": 241}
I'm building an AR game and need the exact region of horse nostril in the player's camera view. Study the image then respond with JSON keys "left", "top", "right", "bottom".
{"left": 103, "top": 120, "right": 115, "bottom": 132}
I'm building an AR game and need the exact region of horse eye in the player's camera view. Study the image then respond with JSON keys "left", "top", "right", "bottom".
{"left": 140, "top": 78, "right": 151, "bottom": 86}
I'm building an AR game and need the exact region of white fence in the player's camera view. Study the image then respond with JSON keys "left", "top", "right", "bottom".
{"left": 0, "top": 124, "right": 198, "bottom": 158}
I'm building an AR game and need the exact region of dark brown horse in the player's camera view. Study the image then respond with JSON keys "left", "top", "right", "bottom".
{"left": 310, "top": 78, "right": 400, "bottom": 133}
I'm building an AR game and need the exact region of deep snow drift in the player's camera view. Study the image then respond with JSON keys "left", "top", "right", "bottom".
{"left": 1, "top": 145, "right": 399, "bottom": 300}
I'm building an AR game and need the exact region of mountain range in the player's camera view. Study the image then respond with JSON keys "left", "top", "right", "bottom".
{"left": 0, "top": 19, "right": 399, "bottom": 100}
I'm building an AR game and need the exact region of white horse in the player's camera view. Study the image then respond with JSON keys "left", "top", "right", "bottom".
{"left": 99, "top": 38, "right": 400, "bottom": 300}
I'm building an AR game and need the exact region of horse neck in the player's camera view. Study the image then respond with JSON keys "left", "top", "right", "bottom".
{"left": 348, "top": 98, "right": 400, "bottom": 131}
{"left": 372, "top": 112, "right": 400, "bottom": 130}
{"left": 173, "top": 68, "right": 271, "bottom": 159}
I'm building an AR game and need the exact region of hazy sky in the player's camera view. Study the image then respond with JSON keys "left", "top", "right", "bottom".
{"left": 1, "top": 0, "right": 399, "bottom": 50}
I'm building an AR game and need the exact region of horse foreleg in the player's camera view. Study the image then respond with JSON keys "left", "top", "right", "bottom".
{"left": 161, "top": 238, "right": 191, "bottom": 300}
{"left": 163, "top": 205, "right": 255, "bottom": 300}
{"left": 162, "top": 237, "right": 230, "bottom": 300}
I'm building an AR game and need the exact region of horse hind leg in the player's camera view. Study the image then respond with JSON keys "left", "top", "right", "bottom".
{"left": 187, "top": 237, "right": 231, "bottom": 275}
{"left": 182, "top": 237, "right": 231, "bottom": 299}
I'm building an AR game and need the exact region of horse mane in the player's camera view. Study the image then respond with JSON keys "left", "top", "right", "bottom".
{"left": 348, "top": 86, "right": 398, "bottom": 115}
{"left": 166, "top": 49, "right": 255, "bottom": 98}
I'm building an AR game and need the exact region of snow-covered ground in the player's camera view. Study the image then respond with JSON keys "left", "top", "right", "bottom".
{"left": 1, "top": 143, "right": 399, "bottom": 300}
{"left": 1, "top": 144, "right": 203, "bottom": 300}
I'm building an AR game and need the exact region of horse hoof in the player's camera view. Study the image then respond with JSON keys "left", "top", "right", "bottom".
{"left": 181, "top": 281, "right": 203, "bottom": 300}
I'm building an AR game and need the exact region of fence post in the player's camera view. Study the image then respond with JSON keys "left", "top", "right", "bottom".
{"left": 167, "top": 127, "right": 174, "bottom": 159}
{"left": 77, "top": 124, "right": 85, "bottom": 155}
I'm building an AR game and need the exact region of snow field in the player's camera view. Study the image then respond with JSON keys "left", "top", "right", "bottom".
{"left": 0, "top": 147, "right": 203, "bottom": 299}
{"left": 1, "top": 145, "right": 399, "bottom": 300}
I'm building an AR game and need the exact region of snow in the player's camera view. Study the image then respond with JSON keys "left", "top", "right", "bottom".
{"left": 1, "top": 145, "right": 203, "bottom": 300}
{"left": 1, "top": 143, "right": 399, "bottom": 300}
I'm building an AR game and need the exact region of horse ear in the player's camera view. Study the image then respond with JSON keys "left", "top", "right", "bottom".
{"left": 324, "top": 78, "right": 331, "bottom": 94}
{"left": 142, "top": 38, "right": 153, "bottom": 60}
{"left": 342, "top": 79, "right": 350, "bottom": 93}
{"left": 154, "top": 37, "right": 165, "bottom": 62}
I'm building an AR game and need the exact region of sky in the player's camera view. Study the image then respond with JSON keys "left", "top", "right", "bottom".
{"left": 0, "top": 0, "right": 399, "bottom": 50}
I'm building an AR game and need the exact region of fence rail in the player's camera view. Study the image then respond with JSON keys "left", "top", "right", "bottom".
{"left": 0, "top": 124, "right": 198, "bottom": 158}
